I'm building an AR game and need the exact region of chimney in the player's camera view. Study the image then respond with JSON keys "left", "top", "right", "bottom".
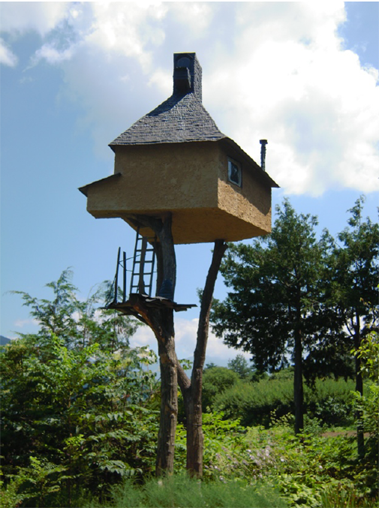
{"left": 173, "top": 53, "right": 202, "bottom": 102}
{"left": 260, "top": 139, "right": 268, "bottom": 171}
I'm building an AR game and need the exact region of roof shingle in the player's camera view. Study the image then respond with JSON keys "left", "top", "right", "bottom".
{"left": 109, "top": 53, "right": 226, "bottom": 149}
{"left": 109, "top": 92, "right": 225, "bottom": 148}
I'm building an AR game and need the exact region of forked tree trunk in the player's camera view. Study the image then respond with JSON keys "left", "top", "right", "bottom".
{"left": 128, "top": 214, "right": 226, "bottom": 476}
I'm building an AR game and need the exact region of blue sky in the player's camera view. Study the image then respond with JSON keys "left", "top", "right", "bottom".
{"left": 1, "top": 1, "right": 378, "bottom": 364}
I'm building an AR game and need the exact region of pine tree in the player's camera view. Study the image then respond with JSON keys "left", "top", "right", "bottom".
{"left": 211, "top": 199, "right": 342, "bottom": 433}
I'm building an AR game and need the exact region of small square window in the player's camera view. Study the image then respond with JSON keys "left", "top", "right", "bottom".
{"left": 228, "top": 158, "right": 242, "bottom": 187}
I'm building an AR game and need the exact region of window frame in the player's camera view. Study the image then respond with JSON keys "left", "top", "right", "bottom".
{"left": 227, "top": 157, "right": 242, "bottom": 188}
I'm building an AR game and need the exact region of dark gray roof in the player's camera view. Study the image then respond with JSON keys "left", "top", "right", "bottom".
{"left": 106, "top": 52, "right": 279, "bottom": 189}
{"left": 109, "top": 92, "right": 226, "bottom": 148}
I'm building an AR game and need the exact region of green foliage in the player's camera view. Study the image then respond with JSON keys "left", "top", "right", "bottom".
{"left": 211, "top": 199, "right": 352, "bottom": 434}
{"left": 211, "top": 199, "right": 344, "bottom": 377}
{"left": 227, "top": 354, "right": 253, "bottom": 379}
{"left": 178, "top": 413, "right": 377, "bottom": 508}
{"left": 211, "top": 196, "right": 379, "bottom": 435}
{"left": 320, "top": 484, "right": 377, "bottom": 508}
{"left": 210, "top": 376, "right": 355, "bottom": 428}
{"left": 329, "top": 196, "right": 379, "bottom": 340}
{"left": 326, "top": 196, "right": 379, "bottom": 394}
{"left": 12, "top": 269, "right": 139, "bottom": 352}
{"left": 201, "top": 366, "right": 240, "bottom": 410}
{"left": 212, "top": 378, "right": 293, "bottom": 427}
{"left": 1, "top": 271, "right": 159, "bottom": 506}
{"left": 352, "top": 331, "right": 379, "bottom": 466}
{"left": 88, "top": 473, "right": 288, "bottom": 508}
{"left": 1, "top": 332, "right": 159, "bottom": 505}
{"left": 0, "top": 469, "right": 26, "bottom": 508}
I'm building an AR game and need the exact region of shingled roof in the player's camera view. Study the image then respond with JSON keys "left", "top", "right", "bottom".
{"left": 109, "top": 53, "right": 226, "bottom": 149}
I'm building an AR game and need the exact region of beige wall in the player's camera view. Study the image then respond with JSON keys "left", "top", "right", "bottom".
{"left": 84, "top": 140, "right": 273, "bottom": 244}
{"left": 112, "top": 142, "right": 220, "bottom": 212}
{"left": 217, "top": 147, "right": 272, "bottom": 234}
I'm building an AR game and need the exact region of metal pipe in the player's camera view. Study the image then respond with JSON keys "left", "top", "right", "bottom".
{"left": 114, "top": 247, "right": 121, "bottom": 303}
{"left": 122, "top": 251, "right": 127, "bottom": 303}
{"left": 260, "top": 139, "right": 268, "bottom": 171}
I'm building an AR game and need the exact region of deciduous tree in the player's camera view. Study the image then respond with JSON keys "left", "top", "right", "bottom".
{"left": 1, "top": 271, "right": 158, "bottom": 505}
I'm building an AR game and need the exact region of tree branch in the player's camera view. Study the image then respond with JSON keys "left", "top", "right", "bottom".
{"left": 193, "top": 240, "right": 227, "bottom": 384}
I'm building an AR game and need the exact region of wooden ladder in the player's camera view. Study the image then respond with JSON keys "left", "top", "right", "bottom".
{"left": 130, "top": 228, "right": 156, "bottom": 297}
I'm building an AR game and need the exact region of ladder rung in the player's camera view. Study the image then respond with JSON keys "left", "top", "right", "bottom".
{"left": 130, "top": 228, "right": 157, "bottom": 297}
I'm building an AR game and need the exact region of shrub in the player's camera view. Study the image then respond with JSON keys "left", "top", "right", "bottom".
{"left": 202, "top": 367, "right": 240, "bottom": 410}
{"left": 213, "top": 378, "right": 294, "bottom": 426}
{"left": 212, "top": 376, "right": 355, "bottom": 427}
{"left": 305, "top": 377, "right": 355, "bottom": 426}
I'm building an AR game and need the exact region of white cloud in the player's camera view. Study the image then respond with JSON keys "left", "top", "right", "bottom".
{"left": 131, "top": 317, "right": 247, "bottom": 366}
{"left": 0, "top": 2, "right": 69, "bottom": 36}
{"left": 169, "top": 3, "right": 214, "bottom": 38}
{"left": 203, "top": 2, "right": 379, "bottom": 195}
{"left": 14, "top": 318, "right": 39, "bottom": 328}
{"left": 0, "top": 38, "right": 17, "bottom": 66}
{"left": 2, "top": 2, "right": 378, "bottom": 195}
{"left": 34, "top": 42, "right": 77, "bottom": 64}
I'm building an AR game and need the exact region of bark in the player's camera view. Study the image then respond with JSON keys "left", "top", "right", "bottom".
{"left": 124, "top": 217, "right": 227, "bottom": 476}
{"left": 129, "top": 214, "right": 178, "bottom": 475}
{"left": 178, "top": 240, "right": 227, "bottom": 477}
{"left": 294, "top": 296, "right": 304, "bottom": 434}
{"left": 156, "top": 313, "right": 178, "bottom": 475}
{"left": 293, "top": 332, "right": 304, "bottom": 434}
{"left": 354, "top": 315, "right": 365, "bottom": 458}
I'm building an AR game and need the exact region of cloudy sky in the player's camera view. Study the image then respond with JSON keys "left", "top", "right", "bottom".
{"left": 1, "top": 1, "right": 378, "bottom": 365}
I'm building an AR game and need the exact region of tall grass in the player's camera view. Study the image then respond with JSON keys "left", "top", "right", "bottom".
{"left": 85, "top": 474, "right": 288, "bottom": 508}
{"left": 320, "top": 484, "right": 377, "bottom": 508}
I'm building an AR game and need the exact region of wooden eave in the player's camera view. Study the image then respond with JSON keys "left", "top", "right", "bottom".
{"left": 79, "top": 172, "right": 122, "bottom": 197}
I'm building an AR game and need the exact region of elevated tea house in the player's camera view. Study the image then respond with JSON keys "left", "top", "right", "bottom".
{"left": 80, "top": 53, "right": 278, "bottom": 246}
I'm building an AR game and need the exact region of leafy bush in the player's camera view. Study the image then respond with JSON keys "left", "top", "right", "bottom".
{"left": 201, "top": 366, "right": 240, "bottom": 410}
{"left": 351, "top": 330, "right": 379, "bottom": 479}
{"left": 213, "top": 378, "right": 294, "bottom": 426}
{"left": 0, "top": 271, "right": 160, "bottom": 507}
{"left": 212, "top": 376, "right": 355, "bottom": 427}
{"left": 305, "top": 378, "right": 355, "bottom": 426}
{"left": 0, "top": 333, "right": 160, "bottom": 506}
{"left": 178, "top": 412, "right": 378, "bottom": 508}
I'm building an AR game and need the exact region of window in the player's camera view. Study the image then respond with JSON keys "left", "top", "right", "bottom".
{"left": 228, "top": 158, "right": 242, "bottom": 187}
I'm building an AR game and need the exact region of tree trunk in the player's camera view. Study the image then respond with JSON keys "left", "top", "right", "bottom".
{"left": 130, "top": 214, "right": 178, "bottom": 475}
{"left": 123, "top": 220, "right": 227, "bottom": 476}
{"left": 177, "top": 240, "right": 227, "bottom": 477}
{"left": 156, "top": 314, "right": 178, "bottom": 475}
{"left": 294, "top": 318, "right": 304, "bottom": 434}
{"left": 354, "top": 318, "right": 365, "bottom": 458}
{"left": 185, "top": 374, "right": 203, "bottom": 476}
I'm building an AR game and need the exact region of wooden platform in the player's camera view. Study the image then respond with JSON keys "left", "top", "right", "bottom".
{"left": 106, "top": 293, "right": 196, "bottom": 317}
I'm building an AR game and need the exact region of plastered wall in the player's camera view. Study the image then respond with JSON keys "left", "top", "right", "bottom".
{"left": 84, "top": 141, "right": 272, "bottom": 244}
